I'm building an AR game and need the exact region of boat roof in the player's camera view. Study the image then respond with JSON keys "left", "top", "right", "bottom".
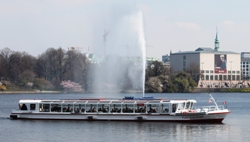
{"left": 18, "top": 98, "right": 197, "bottom": 104}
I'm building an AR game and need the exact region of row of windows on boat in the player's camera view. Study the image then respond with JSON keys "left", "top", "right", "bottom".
{"left": 18, "top": 103, "right": 189, "bottom": 113}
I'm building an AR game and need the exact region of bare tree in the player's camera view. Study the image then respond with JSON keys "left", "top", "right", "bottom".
{"left": 9, "top": 51, "right": 22, "bottom": 82}
{"left": 185, "top": 62, "right": 200, "bottom": 83}
{"left": 0, "top": 47, "right": 13, "bottom": 80}
{"left": 64, "top": 50, "right": 77, "bottom": 81}
{"left": 19, "top": 52, "right": 36, "bottom": 72}
{"left": 35, "top": 47, "right": 67, "bottom": 89}
{"left": 64, "top": 50, "right": 89, "bottom": 90}
{"left": 56, "top": 47, "right": 65, "bottom": 81}
{"left": 35, "top": 53, "right": 47, "bottom": 79}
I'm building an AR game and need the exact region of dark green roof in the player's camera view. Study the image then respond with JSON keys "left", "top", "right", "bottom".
{"left": 171, "top": 47, "right": 239, "bottom": 55}
{"left": 195, "top": 47, "right": 214, "bottom": 51}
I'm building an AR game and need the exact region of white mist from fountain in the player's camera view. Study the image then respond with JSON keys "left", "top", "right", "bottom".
{"left": 125, "top": 10, "right": 146, "bottom": 97}
{"left": 89, "top": 3, "right": 146, "bottom": 96}
{"left": 136, "top": 11, "right": 146, "bottom": 97}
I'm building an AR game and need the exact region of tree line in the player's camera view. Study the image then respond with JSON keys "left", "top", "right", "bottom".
{"left": 0, "top": 47, "right": 199, "bottom": 93}
{"left": 145, "top": 61, "right": 199, "bottom": 93}
{"left": 0, "top": 47, "right": 89, "bottom": 91}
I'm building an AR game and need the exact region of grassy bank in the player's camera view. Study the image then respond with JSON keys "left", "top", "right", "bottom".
{"left": 193, "top": 88, "right": 250, "bottom": 93}
{"left": 221, "top": 88, "right": 250, "bottom": 93}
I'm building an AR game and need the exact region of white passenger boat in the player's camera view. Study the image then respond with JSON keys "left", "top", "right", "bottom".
{"left": 10, "top": 94, "right": 230, "bottom": 123}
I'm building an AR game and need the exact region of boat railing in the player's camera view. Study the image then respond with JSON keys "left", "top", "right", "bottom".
{"left": 202, "top": 105, "right": 225, "bottom": 112}
{"left": 12, "top": 109, "right": 32, "bottom": 113}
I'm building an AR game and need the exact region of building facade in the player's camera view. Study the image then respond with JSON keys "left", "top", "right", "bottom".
{"left": 241, "top": 52, "right": 250, "bottom": 80}
{"left": 170, "top": 30, "right": 242, "bottom": 88}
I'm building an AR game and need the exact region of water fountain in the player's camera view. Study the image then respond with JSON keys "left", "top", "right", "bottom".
{"left": 89, "top": 3, "right": 146, "bottom": 96}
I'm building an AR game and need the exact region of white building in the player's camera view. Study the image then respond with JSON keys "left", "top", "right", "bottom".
{"left": 170, "top": 30, "right": 242, "bottom": 88}
{"left": 241, "top": 52, "right": 250, "bottom": 80}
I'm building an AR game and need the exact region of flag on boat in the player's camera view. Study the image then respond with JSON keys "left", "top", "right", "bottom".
{"left": 223, "top": 101, "right": 226, "bottom": 104}
{"left": 208, "top": 99, "right": 212, "bottom": 103}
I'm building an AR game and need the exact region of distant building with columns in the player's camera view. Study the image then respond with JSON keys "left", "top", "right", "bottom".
{"left": 170, "top": 30, "right": 243, "bottom": 88}
{"left": 241, "top": 52, "right": 250, "bottom": 80}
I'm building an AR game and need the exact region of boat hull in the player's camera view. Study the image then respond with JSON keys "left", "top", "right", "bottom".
{"left": 10, "top": 112, "right": 229, "bottom": 123}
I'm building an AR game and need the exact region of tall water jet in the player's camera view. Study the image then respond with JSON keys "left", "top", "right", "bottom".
{"left": 136, "top": 11, "right": 146, "bottom": 97}
{"left": 89, "top": 2, "right": 146, "bottom": 96}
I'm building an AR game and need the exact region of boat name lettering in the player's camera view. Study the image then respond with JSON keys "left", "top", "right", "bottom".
{"left": 182, "top": 116, "right": 204, "bottom": 119}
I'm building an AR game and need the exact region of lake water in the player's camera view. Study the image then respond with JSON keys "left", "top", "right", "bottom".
{"left": 0, "top": 93, "right": 249, "bottom": 142}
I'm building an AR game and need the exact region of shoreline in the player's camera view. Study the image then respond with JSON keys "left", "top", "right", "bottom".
{"left": 1, "top": 88, "right": 250, "bottom": 94}
{"left": 0, "top": 90, "right": 62, "bottom": 94}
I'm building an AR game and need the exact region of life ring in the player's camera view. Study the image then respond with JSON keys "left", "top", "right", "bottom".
{"left": 189, "top": 110, "right": 196, "bottom": 113}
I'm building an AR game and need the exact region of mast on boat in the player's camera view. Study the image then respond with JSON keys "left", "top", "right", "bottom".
{"left": 209, "top": 94, "right": 219, "bottom": 110}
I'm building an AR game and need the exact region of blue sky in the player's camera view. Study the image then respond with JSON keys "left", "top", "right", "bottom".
{"left": 1, "top": 0, "right": 250, "bottom": 59}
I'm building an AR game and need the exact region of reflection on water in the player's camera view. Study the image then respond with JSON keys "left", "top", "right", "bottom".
{"left": 0, "top": 93, "right": 250, "bottom": 142}
{"left": 1, "top": 118, "right": 247, "bottom": 142}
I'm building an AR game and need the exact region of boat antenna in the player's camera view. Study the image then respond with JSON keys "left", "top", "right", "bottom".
{"left": 209, "top": 94, "right": 219, "bottom": 110}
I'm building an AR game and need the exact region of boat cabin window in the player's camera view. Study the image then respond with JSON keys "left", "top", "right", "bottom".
{"left": 111, "top": 104, "right": 121, "bottom": 113}
{"left": 175, "top": 103, "right": 185, "bottom": 111}
{"left": 39, "top": 104, "right": 42, "bottom": 112}
{"left": 86, "top": 104, "right": 97, "bottom": 112}
{"left": 19, "top": 104, "right": 28, "bottom": 110}
{"left": 98, "top": 104, "right": 109, "bottom": 113}
{"left": 122, "top": 104, "right": 133, "bottom": 113}
{"left": 73, "top": 104, "right": 81, "bottom": 113}
{"left": 51, "top": 104, "right": 61, "bottom": 112}
{"left": 63, "top": 104, "right": 73, "bottom": 112}
{"left": 172, "top": 104, "right": 177, "bottom": 113}
{"left": 40, "top": 104, "right": 50, "bottom": 112}
{"left": 80, "top": 104, "right": 86, "bottom": 113}
{"left": 183, "top": 101, "right": 195, "bottom": 110}
{"left": 30, "top": 104, "right": 36, "bottom": 110}
{"left": 185, "top": 101, "right": 194, "bottom": 109}
{"left": 161, "top": 104, "right": 169, "bottom": 113}
{"left": 180, "top": 103, "right": 185, "bottom": 110}
{"left": 135, "top": 104, "right": 146, "bottom": 113}
{"left": 191, "top": 102, "right": 195, "bottom": 109}
{"left": 147, "top": 104, "right": 159, "bottom": 113}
